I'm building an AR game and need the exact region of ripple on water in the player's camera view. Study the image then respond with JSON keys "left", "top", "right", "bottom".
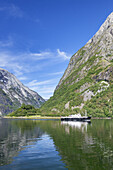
{"left": 0, "top": 134, "right": 67, "bottom": 170}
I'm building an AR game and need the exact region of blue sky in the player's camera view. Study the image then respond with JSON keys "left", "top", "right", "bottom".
{"left": 0, "top": 0, "right": 113, "bottom": 99}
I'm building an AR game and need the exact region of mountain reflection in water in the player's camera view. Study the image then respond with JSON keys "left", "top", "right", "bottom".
{"left": 0, "top": 119, "right": 44, "bottom": 166}
{"left": 0, "top": 119, "right": 113, "bottom": 169}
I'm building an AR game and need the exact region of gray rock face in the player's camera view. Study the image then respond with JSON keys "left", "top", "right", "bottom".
{"left": 56, "top": 12, "right": 113, "bottom": 90}
{"left": 41, "top": 12, "right": 113, "bottom": 115}
{"left": 0, "top": 68, "right": 45, "bottom": 115}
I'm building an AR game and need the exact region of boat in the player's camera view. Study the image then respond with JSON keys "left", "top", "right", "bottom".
{"left": 61, "top": 113, "right": 91, "bottom": 122}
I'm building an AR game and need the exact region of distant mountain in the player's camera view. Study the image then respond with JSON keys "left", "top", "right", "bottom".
{"left": 41, "top": 12, "right": 113, "bottom": 117}
{"left": 0, "top": 68, "right": 45, "bottom": 115}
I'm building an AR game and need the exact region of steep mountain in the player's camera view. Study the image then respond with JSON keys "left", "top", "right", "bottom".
{"left": 0, "top": 68, "right": 45, "bottom": 115}
{"left": 41, "top": 12, "right": 113, "bottom": 117}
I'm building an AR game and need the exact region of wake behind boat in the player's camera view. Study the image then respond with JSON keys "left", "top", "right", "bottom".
{"left": 61, "top": 113, "right": 91, "bottom": 122}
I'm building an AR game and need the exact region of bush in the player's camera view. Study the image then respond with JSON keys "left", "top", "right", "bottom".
{"left": 8, "top": 104, "right": 38, "bottom": 117}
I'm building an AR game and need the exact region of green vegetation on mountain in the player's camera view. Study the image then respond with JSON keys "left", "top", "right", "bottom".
{"left": 38, "top": 13, "right": 113, "bottom": 117}
{"left": 7, "top": 12, "right": 113, "bottom": 118}
{"left": 40, "top": 55, "right": 113, "bottom": 117}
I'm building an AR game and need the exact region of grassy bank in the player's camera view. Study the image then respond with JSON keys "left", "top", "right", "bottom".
{"left": 4, "top": 115, "right": 61, "bottom": 119}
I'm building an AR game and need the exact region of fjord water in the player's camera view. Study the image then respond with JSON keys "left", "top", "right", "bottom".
{"left": 0, "top": 119, "right": 113, "bottom": 169}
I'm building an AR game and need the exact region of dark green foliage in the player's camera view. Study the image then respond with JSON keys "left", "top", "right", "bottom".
{"left": 110, "top": 59, "right": 113, "bottom": 62}
{"left": 8, "top": 104, "right": 38, "bottom": 117}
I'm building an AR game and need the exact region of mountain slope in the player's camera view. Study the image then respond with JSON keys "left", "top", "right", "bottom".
{"left": 41, "top": 12, "right": 113, "bottom": 117}
{"left": 0, "top": 68, "right": 45, "bottom": 115}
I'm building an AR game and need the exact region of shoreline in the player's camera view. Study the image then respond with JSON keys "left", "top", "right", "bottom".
{"left": 92, "top": 117, "right": 112, "bottom": 119}
{"left": 4, "top": 116, "right": 61, "bottom": 119}
{"left": 3, "top": 116, "right": 113, "bottom": 120}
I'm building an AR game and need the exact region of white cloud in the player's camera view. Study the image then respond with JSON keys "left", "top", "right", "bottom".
{"left": 28, "top": 85, "right": 56, "bottom": 99}
{"left": 0, "top": 48, "right": 71, "bottom": 98}
{"left": 31, "top": 85, "right": 55, "bottom": 94}
{"left": 0, "top": 4, "right": 23, "bottom": 18}
{"left": 0, "top": 51, "right": 26, "bottom": 77}
{"left": 26, "top": 78, "right": 60, "bottom": 87}
{"left": 57, "top": 49, "right": 71, "bottom": 60}
{"left": 30, "top": 51, "right": 52, "bottom": 60}
{"left": 25, "top": 78, "right": 59, "bottom": 99}
{"left": 30, "top": 49, "right": 71, "bottom": 61}
{"left": 30, "top": 51, "right": 50, "bottom": 57}
{"left": 48, "top": 71, "right": 64, "bottom": 76}
{"left": 18, "top": 76, "right": 28, "bottom": 81}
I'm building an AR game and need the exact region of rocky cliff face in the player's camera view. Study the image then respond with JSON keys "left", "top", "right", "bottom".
{"left": 0, "top": 68, "right": 45, "bottom": 115}
{"left": 41, "top": 12, "right": 113, "bottom": 117}
{"left": 56, "top": 12, "right": 113, "bottom": 89}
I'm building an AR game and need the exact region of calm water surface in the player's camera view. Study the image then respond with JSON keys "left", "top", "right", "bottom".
{"left": 0, "top": 119, "right": 113, "bottom": 169}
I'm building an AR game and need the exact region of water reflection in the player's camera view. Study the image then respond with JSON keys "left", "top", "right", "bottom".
{"left": 61, "top": 121, "right": 90, "bottom": 133}
{"left": 37, "top": 119, "right": 113, "bottom": 169}
{"left": 0, "top": 119, "right": 67, "bottom": 170}
{"left": 0, "top": 119, "right": 44, "bottom": 166}
{"left": 0, "top": 119, "right": 113, "bottom": 169}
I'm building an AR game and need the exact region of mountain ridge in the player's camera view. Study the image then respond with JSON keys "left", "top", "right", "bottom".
{"left": 40, "top": 12, "right": 113, "bottom": 117}
{"left": 56, "top": 12, "right": 113, "bottom": 90}
{"left": 0, "top": 68, "right": 45, "bottom": 115}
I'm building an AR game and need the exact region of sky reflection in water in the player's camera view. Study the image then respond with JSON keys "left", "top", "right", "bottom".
{"left": 0, "top": 119, "right": 113, "bottom": 169}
